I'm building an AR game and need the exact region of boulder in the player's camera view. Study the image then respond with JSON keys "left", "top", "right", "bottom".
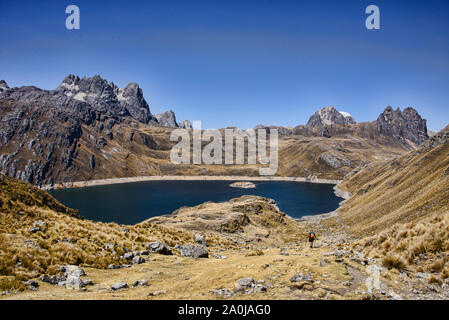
{"left": 111, "top": 282, "right": 128, "bottom": 290}
{"left": 61, "top": 265, "right": 85, "bottom": 278}
{"left": 123, "top": 252, "right": 134, "bottom": 260}
{"left": 132, "top": 256, "right": 145, "bottom": 264}
{"left": 132, "top": 279, "right": 148, "bottom": 287}
{"left": 179, "top": 244, "right": 208, "bottom": 258}
{"left": 147, "top": 241, "right": 173, "bottom": 255}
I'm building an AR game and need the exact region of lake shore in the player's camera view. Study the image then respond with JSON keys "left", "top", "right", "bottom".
{"left": 41, "top": 175, "right": 342, "bottom": 190}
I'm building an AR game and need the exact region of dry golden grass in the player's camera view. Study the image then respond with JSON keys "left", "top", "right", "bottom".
{"left": 352, "top": 211, "right": 449, "bottom": 281}
{"left": 323, "top": 133, "right": 449, "bottom": 238}
{"left": 0, "top": 174, "right": 223, "bottom": 291}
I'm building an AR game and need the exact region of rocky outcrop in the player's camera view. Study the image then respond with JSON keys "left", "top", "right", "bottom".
{"left": 0, "top": 80, "right": 9, "bottom": 93}
{"left": 376, "top": 106, "right": 429, "bottom": 147}
{"left": 179, "top": 244, "right": 209, "bottom": 258}
{"left": 178, "top": 119, "right": 192, "bottom": 129}
{"left": 154, "top": 110, "right": 178, "bottom": 128}
{"left": 306, "top": 106, "right": 356, "bottom": 127}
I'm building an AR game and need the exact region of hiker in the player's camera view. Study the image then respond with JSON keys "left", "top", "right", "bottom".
{"left": 308, "top": 230, "right": 317, "bottom": 248}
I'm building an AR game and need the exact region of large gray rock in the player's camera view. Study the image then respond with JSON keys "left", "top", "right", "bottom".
{"left": 61, "top": 265, "right": 85, "bottom": 278}
{"left": 58, "top": 265, "right": 87, "bottom": 290}
{"left": 179, "top": 244, "right": 208, "bottom": 258}
{"left": 123, "top": 252, "right": 134, "bottom": 260}
{"left": 111, "top": 282, "right": 128, "bottom": 290}
{"left": 132, "top": 279, "right": 148, "bottom": 287}
{"left": 147, "top": 241, "right": 173, "bottom": 255}
{"left": 132, "top": 256, "right": 145, "bottom": 264}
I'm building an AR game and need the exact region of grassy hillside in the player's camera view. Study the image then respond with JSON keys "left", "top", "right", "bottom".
{"left": 320, "top": 127, "right": 449, "bottom": 284}
{"left": 0, "top": 174, "right": 229, "bottom": 291}
{"left": 326, "top": 128, "right": 449, "bottom": 238}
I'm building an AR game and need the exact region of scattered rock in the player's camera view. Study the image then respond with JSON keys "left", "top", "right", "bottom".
{"left": 29, "top": 226, "right": 40, "bottom": 233}
{"left": 123, "top": 252, "right": 134, "bottom": 260}
{"left": 320, "top": 259, "right": 329, "bottom": 267}
{"left": 40, "top": 274, "right": 66, "bottom": 285}
{"left": 149, "top": 290, "right": 167, "bottom": 296}
{"left": 23, "top": 280, "right": 39, "bottom": 291}
{"left": 290, "top": 272, "right": 313, "bottom": 283}
{"left": 234, "top": 277, "right": 255, "bottom": 291}
{"left": 108, "top": 264, "right": 120, "bottom": 269}
{"left": 132, "top": 256, "right": 145, "bottom": 264}
{"left": 132, "top": 279, "right": 148, "bottom": 287}
{"left": 195, "top": 234, "right": 207, "bottom": 246}
{"left": 111, "top": 282, "right": 128, "bottom": 290}
{"left": 212, "top": 288, "right": 232, "bottom": 298}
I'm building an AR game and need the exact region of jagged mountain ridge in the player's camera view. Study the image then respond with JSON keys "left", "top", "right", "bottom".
{"left": 0, "top": 76, "right": 430, "bottom": 186}
{"left": 0, "top": 76, "right": 192, "bottom": 185}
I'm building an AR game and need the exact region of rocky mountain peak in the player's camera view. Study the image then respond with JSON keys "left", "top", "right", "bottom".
{"left": 0, "top": 80, "right": 9, "bottom": 93}
{"left": 56, "top": 74, "right": 152, "bottom": 123}
{"left": 306, "top": 106, "right": 356, "bottom": 127}
{"left": 377, "top": 106, "right": 428, "bottom": 146}
{"left": 154, "top": 110, "right": 178, "bottom": 128}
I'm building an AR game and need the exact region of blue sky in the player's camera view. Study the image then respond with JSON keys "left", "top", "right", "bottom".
{"left": 0, "top": 0, "right": 448, "bottom": 131}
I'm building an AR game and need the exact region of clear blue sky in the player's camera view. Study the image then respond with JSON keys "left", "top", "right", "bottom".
{"left": 1, "top": 0, "right": 448, "bottom": 131}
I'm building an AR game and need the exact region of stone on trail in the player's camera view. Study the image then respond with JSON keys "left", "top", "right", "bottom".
{"left": 111, "top": 282, "right": 128, "bottom": 290}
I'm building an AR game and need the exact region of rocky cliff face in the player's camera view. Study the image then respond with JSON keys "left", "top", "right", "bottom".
{"left": 376, "top": 106, "right": 429, "bottom": 147}
{"left": 56, "top": 75, "right": 153, "bottom": 123}
{"left": 0, "top": 75, "right": 190, "bottom": 185}
{"left": 306, "top": 106, "right": 356, "bottom": 127}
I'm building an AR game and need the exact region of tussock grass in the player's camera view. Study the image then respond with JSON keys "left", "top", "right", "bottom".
{"left": 354, "top": 211, "right": 449, "bottom": 280}
{"left": 382, "top": 255, "right": 407, "bottom": 271}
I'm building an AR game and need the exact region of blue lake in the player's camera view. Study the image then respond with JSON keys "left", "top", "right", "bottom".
{"left": 49, "top": 180, "right": 342, "bottom": 225}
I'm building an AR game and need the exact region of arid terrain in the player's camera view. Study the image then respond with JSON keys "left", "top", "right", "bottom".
{"left": 1, "top": 75, "right": 447, "bottom": 300}
{"left": 0, "top": 124, "right": 448, "bottom": 300}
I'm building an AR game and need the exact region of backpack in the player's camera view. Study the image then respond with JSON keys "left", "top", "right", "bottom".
{"left": 310, "top": 233, "right": 315, "bottom": 239}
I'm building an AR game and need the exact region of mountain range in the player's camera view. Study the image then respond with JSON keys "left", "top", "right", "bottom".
{"left": 0, "top": 75, "right": 430, "bottom": 186}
